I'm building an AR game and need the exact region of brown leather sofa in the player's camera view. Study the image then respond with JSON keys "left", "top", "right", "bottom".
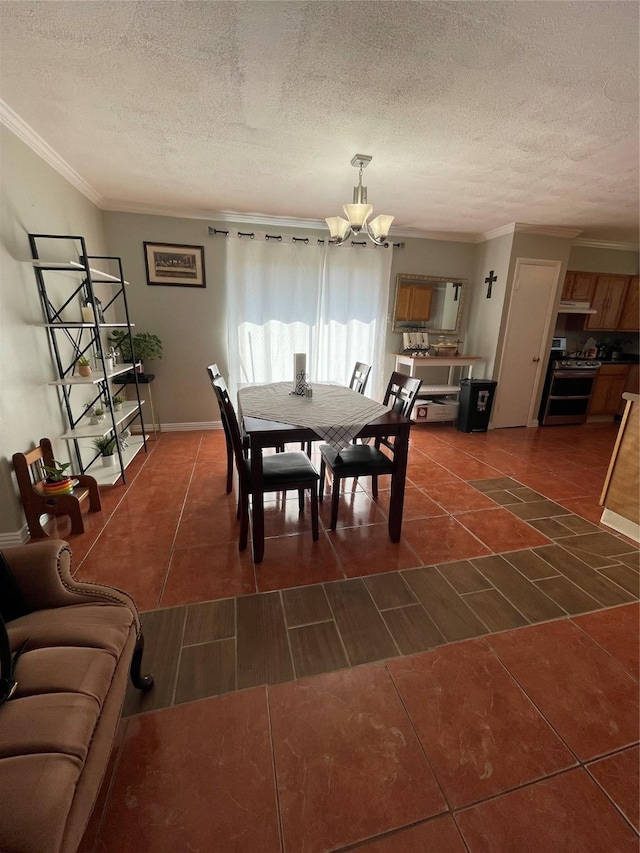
{"left": 0, "top": 539, "right": 152, "bottom": 853}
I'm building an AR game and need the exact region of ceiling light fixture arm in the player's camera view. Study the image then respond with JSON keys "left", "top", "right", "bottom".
{"left": 325, "top": 155, "right": 394, "bottom": 246}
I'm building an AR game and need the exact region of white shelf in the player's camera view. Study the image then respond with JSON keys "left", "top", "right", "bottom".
{"left": 32, "top": 260, "right": 129, "bottom": 285}
{"left": 59, "top": 402, "right": 144, "bottom": 439}
{"left": 37, "top": 322, "right": 133, "bottom": 329}
{"left": 417, "top": 384, "right": 460, "bottom": 397}
{"left": 48, "top": 363, "right": 141, "bottom": 385}
{"left": 87, "top": 437, "right": 147, "bottom": 486}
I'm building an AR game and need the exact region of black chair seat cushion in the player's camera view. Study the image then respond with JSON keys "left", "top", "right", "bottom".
{"left": 319, "top": 444, "right": 394, "bottom": 476}
{"left": 242, "top": 451, "right": 319, "bottom": 487}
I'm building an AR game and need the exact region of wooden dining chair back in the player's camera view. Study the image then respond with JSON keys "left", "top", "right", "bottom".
{"left": 206, "top": 363, "right": 236, "bottom": 493}
{"left": 349, "top": 361, "right": 372, "bottom": 395}
{"left": 12, "top": 437, "right": 101, "bottom": 539}
{"left": 319, "top": 371, "right": 422, "bottom": 530}
{"left": 211, "top": 375, "right": 320, "bottom": 554}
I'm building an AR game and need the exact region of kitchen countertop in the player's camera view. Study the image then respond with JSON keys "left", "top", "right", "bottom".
{"left": 597, "top": 357, "right": 639, "bottom": 365}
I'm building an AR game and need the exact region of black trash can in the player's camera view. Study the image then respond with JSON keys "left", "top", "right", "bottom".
{"left": 457, "top": 379, "right": 498, "bottom": 432}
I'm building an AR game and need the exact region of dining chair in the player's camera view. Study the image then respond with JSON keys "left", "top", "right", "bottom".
{"left": 211, "top": 374, "right": 320, "bottom": 552}
{"left": 301, "top": 360, "right": 372, "bottom": 456}
{"left": 206, "top": 364, "right": 236, "bottom": 493}
{"left": 319, "top": 371, "right": 422, "bottom": 530}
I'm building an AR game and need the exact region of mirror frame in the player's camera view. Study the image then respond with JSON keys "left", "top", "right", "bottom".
{"left": 392, "top": 273, "right": 467, "bottom": 335}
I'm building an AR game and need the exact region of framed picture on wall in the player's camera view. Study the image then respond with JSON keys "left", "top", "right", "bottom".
{"left": 143, "top": 242, "right": 206, "bottom": 288}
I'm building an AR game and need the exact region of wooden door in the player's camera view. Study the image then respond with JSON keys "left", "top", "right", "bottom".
{"left": 493, "top": 260, "right": 561, "bottom": 428}
{"left": 619, "top": 276, "right": 639, "bottom": 331}
{"left": 585, "top": 275, "right": 629, "bottom": 330}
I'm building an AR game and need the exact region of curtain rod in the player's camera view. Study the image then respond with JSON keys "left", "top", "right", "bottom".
{"left": 207, "top": 226, "right": 404, "bottom": 249}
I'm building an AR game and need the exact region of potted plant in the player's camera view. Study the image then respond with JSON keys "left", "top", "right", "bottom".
{"left": 93, "top": 406, "right": 105, "bottom": 421}
{"left": 92, "top": 435, "right": 118, "bottom": 467}
{"left": 109, "top": 331, "right": 162, "bottom": 374}
{"left": 76, "top": 355, "right": 92, "bottom": 377}
{"left": 41, "top": 459, "right": 74, "bottom": 495}
{"left": 112, "top": 395, "right": 124, "bottom": 412}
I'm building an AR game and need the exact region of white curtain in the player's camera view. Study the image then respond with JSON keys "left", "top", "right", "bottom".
{"left": 226, "top": 236, "right": 392, "bottom": 400}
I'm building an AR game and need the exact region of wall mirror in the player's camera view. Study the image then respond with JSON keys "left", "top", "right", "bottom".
{"left": 392, "top": 273, "right": 467, "bottom": 335}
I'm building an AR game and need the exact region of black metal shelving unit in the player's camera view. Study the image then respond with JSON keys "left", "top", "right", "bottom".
{"left": 29, "top": 233, "right": 148, "bottom": 484}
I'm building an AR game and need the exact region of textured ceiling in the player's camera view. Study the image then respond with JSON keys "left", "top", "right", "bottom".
{"left": 1, "top": 1, "right": 638, "bottom": 242}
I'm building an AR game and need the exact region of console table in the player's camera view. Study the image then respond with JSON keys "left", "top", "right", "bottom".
{"left": 393, "top": 354, "right": 485, "bottom": 395}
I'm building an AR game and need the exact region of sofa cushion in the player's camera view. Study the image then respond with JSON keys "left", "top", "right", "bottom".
{"left": 0, "top": 753, "right": 83, "bottom": 853}
{"left": 12, "top": 646, "right": 117, "bottom": 703}
{"left": 0, "top": 693, "right": 100, "bottom": 761}
{"left": 7, "top": 602, "right": 135, "bottom": 658}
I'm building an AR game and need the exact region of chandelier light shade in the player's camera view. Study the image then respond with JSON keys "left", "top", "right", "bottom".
{"left": 326, "top": 154, "right": 394, "bottom": 245}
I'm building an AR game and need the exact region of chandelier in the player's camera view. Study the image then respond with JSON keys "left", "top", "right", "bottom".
{"left": 325, "top": 154, "right": 394, "bottom": 245}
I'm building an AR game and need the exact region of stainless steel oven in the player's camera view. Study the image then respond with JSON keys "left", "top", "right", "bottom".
{"left": 538, "top": 358, "right": 601, "bottom": 425}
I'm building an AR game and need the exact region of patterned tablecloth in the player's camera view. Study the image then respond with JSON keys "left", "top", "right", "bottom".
{"left": 238, "top": 382, "right": 390, "bottom": 451}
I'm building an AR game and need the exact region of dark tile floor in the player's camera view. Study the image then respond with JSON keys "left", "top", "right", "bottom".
{"left": 55, "top": 422, "right": 639, "bottom": 852}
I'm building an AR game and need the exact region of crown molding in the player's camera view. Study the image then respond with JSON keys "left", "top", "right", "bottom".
{"left": 514, "top": 223, "right": 583, "bottom": 239}
{"left": 572, "top": 237, "right": 639, "bottom": 252}
{"left": 477, "top": 223, "right": 516, "bottom": 242}
{"left": 0, "top": 100, "right": 104, "bottom": 207}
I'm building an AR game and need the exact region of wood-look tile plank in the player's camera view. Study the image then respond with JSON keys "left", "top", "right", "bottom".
{"left": 282, "top": 585, "right": 332, "bottom": 627}
{"left": 559, "top": 531, "right": 636, "bottom": 557}
{"left": 402, "top": 566, "right": 488, "bottom": 642}
{"left": 556, "top": 515, "right": 601, "bottom": 535}
{"left": 471, "top": 554, "right": 565, "bottom": 623}
{"left": 363, "top": 572, "right": 417, "bottom": 610}
{"left": 382, "top": 604, "right": 446, "bottom": 655}
{"left": 533, "top": 545, "right": 635, "bottom": 607}
{"left": 507, "top": 486, "right": 545, "bottom": 503}
{"left": 183, "top": 599, "right": 235, "bottom": 645}
{"left": 618, "top": 552, "right": 640, "bottom": 571}
{"left": 174, "top": 638, "right": 236, "bottom": 703}
{"left": 509, "top": 500, "right": 571, "bottom": 521}
{"left": 528, "top": 518, "right": 576, "bottom": 539}
{"left": 469, "top": 477, "right": 522, "bottom": 493}
{"left": 323, "top": 579, "right": 398, "bottom": 665}
{"left": 288, "top": 621, "right": 348, "bottom": 679}
{"left": 598, "top": 564, "right": 640, "bottom": 597}
{"left": 534, "top": 576, "right": 601, "bottom": 615}
{"left": 502, "top": 549, "right": 561, "bottom": 580}
{"left": 236, "top": 592, "right": 294, "bottom": 689}
{"left": 123, "top": 605, "right": 187, "bottom": 715}
{"left": 463, "top": 589, "right": 528, "bottom": 631}
{"left": 487, "top": 489, "right": 524, "bottom": 506}
{"left": 437, "top": 559, "right": 494, "bottom": 594}
{"left": 561, "top": 545, "right": 622, "bottom": 569}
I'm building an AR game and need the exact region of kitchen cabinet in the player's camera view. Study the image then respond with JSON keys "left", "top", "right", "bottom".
{"left": 561, "top": 271, "right": 597, "bottom": 303}
{"left": 395, "top": 284, "right": 433, "bottom": 322}
{"left": 584, "top": 274, "right": 630, "bottom": 330}
{"left": 589, "top": 364, "right": 630, "bottom": 416}
{"left": 617, "top": 363, "right": 639, "bottom": 416}
{"left": 618, "top": 275, "right": 639, "bottom": 331}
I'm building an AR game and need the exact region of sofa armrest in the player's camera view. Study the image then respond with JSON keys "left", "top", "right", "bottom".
{"left": 1, "top": 539, "right": 141, "bottom": 635}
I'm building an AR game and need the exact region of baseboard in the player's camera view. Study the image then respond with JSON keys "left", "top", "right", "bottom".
{"left": 160, "top": 421, "right": 222, "bottom": 432}
{"left": 132, "top": 421, "right": 223, "bottom": 433}
{"left": 0, "top": 526, "right": 30, "bottom": 547}
{"left": 599, "top": 508, "right": 639, "bottom": 544}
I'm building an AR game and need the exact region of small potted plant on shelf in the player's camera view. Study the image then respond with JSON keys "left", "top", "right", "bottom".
{"left": 111, "top": 395, "right": 124, "bottom": 412}
{"left": 93, "top": 406, "right": 105, "bottom": 421}
{"left": 109, "top": 331, "right": 163, "bottom": 375}
{"left": 41, "top": 459, "right": 74, "bottom": 495}
{"left": 76, "top": 355, "right": 92, "bottom": 377}
{"left": 92, "top": 435, "right": 118, "bottom": 467}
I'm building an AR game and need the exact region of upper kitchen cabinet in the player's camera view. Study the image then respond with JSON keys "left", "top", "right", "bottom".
{"left": 584, "top": 274, "right": 630, "bottom": 330}
{"left": 618, "top": 275, "right": 639, "bottom": 331}
{"left": 561, "top": 271, "right": 597, "bottom": 303}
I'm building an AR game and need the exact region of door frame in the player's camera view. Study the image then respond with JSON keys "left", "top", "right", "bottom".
{"left": 494, "top": 257, "right": 563, "bottom": 428}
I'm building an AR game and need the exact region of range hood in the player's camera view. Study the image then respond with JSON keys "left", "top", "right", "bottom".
{"left": 557, "top": 301, "right": 597, "bottom": 314}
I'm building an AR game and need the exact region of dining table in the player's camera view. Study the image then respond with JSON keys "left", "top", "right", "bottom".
{"left": 237, "top": 381, "right": 414, "bottom": 562}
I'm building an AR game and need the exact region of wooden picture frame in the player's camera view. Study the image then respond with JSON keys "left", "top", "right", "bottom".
{"left": 143, "top": 242, "right": 206, "bottom": 288}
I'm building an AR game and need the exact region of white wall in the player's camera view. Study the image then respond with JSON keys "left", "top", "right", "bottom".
{"left": 0, "top": 127, "right": 107, "bottom": 536}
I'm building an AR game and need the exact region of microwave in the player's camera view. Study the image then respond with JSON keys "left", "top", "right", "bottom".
{"left": 551, "top": 336, "right": 567, "bottom": 351}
